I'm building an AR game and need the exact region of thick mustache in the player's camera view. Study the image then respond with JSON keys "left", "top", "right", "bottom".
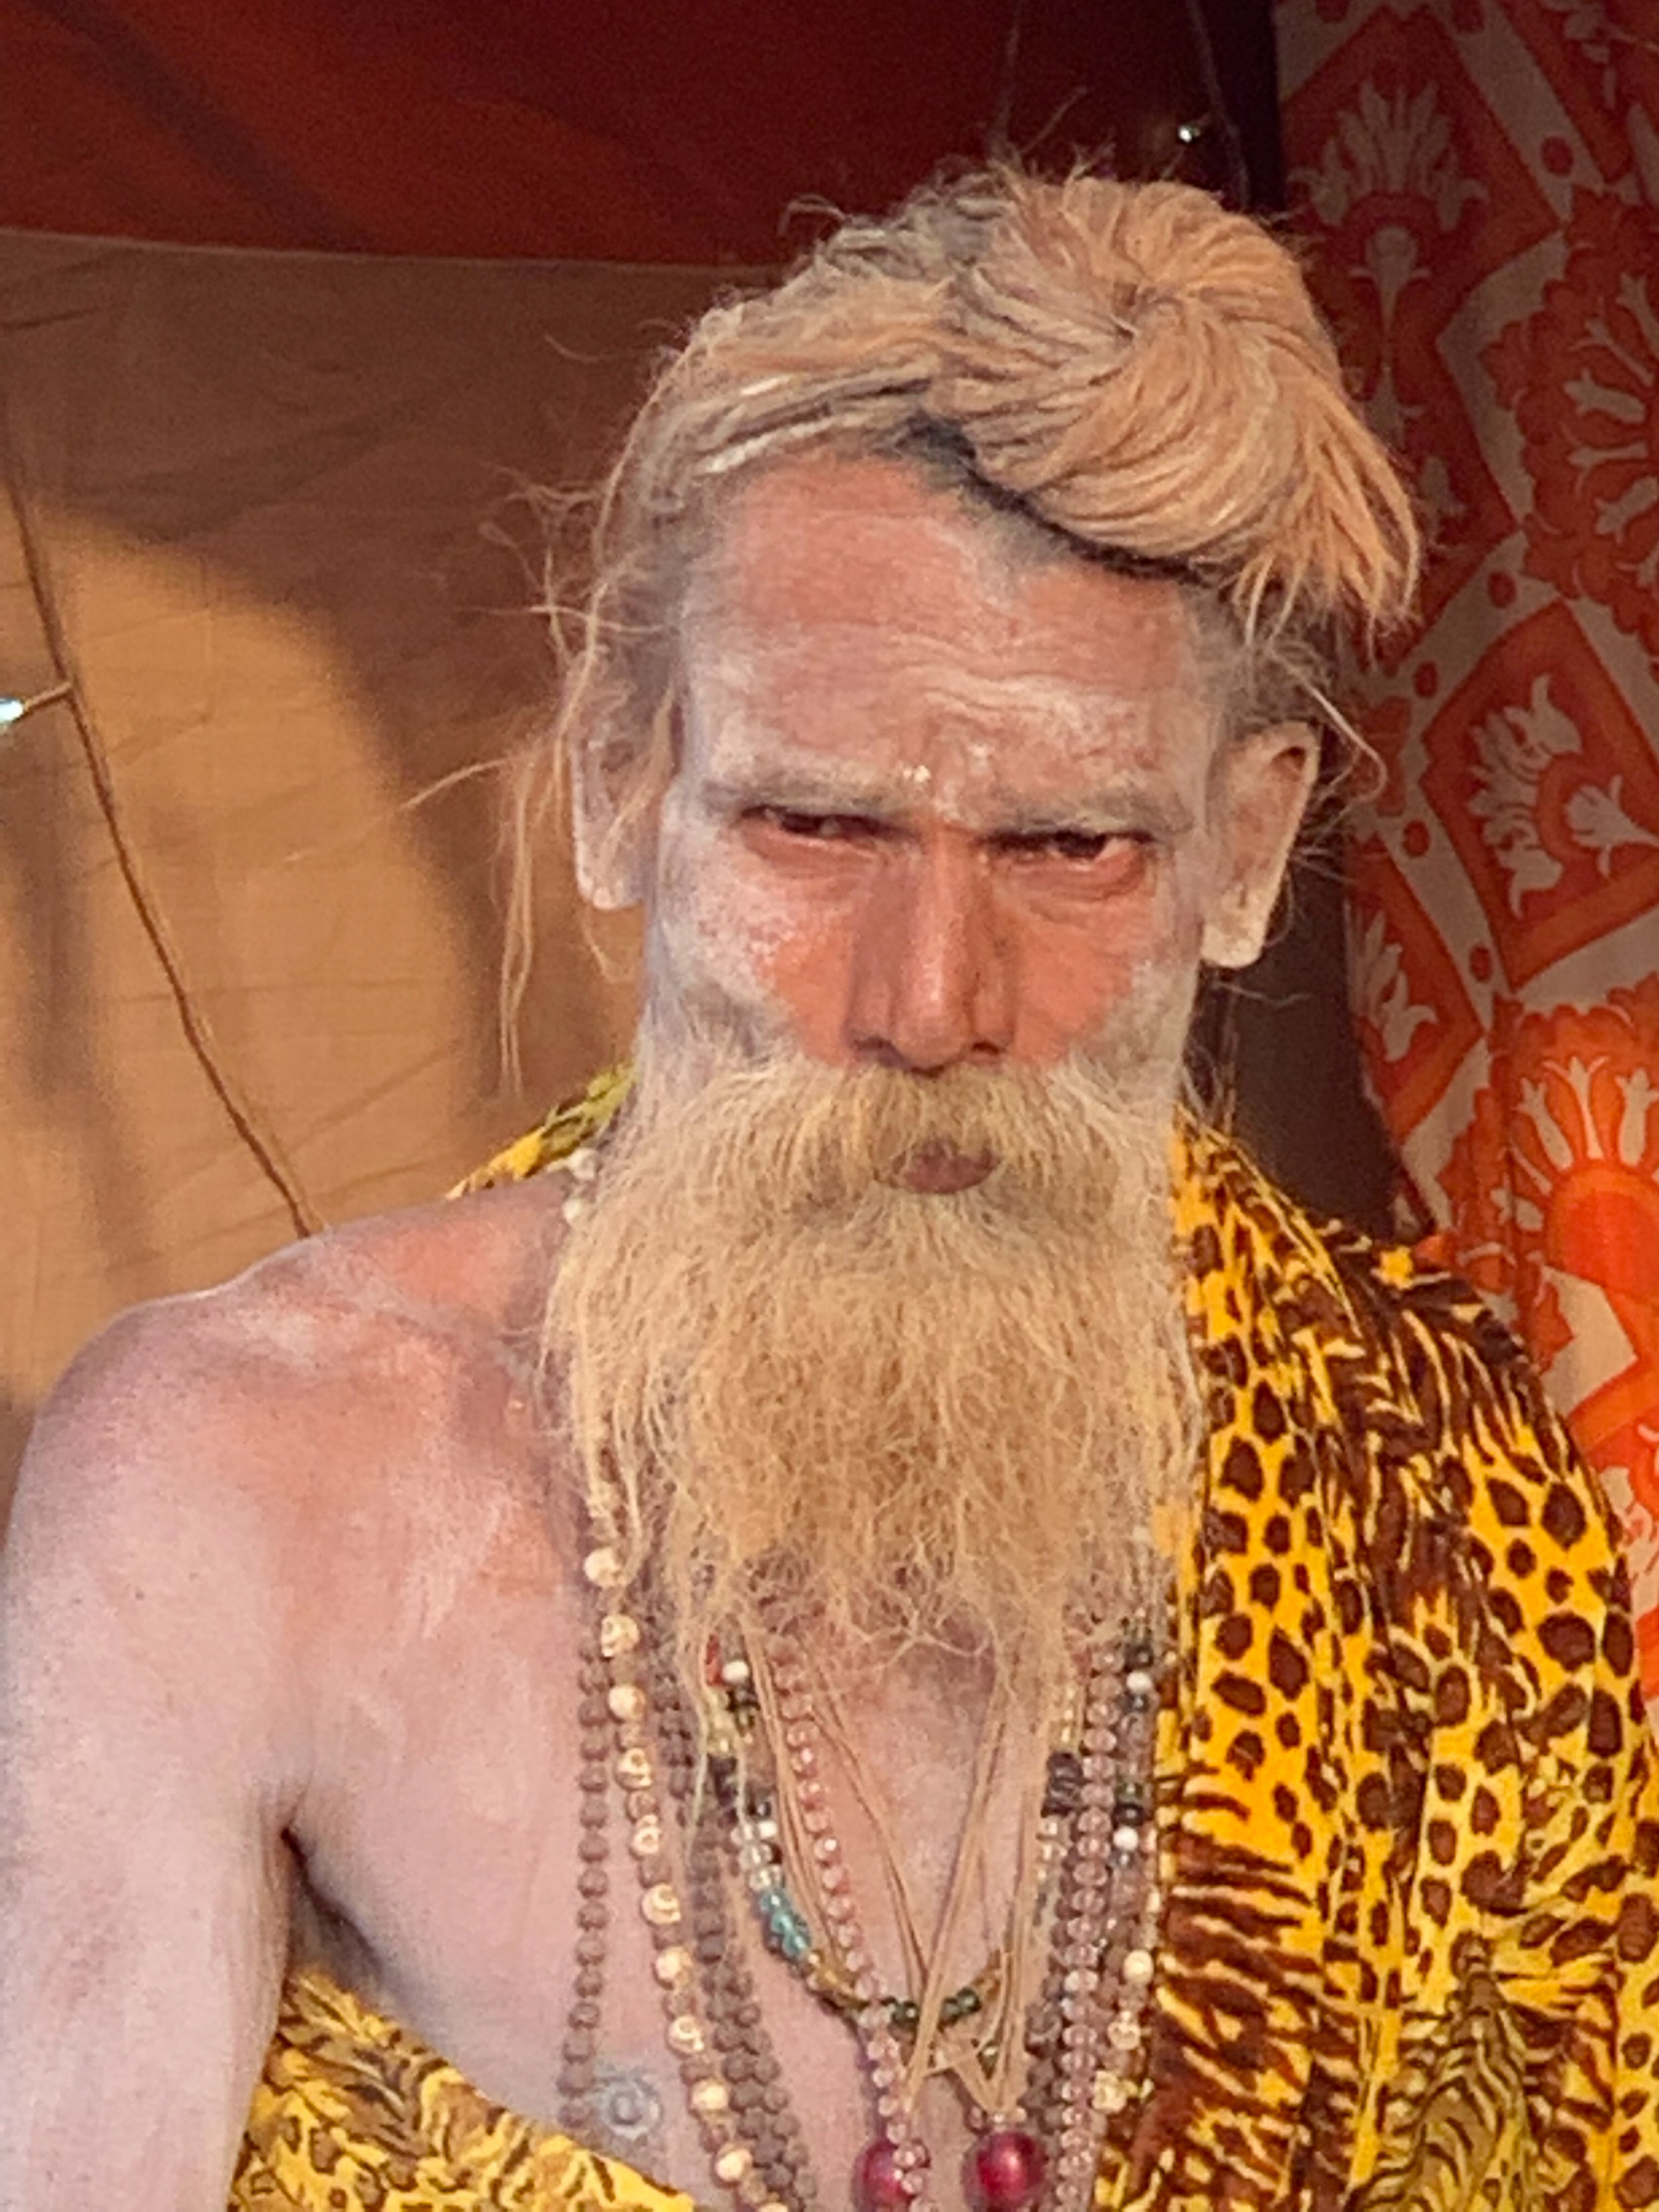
{"left": 626, "top": 1026, "right": 1159, "bottom": 1224}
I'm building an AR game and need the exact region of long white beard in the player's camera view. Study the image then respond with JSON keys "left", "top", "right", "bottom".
{"left": 547, "top": 1025, "right": 1198, "bottom": 1702}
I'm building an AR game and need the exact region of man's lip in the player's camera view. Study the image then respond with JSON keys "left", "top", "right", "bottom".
{"left": 887, "top": 1142, "right": 995, "bottom": 1195}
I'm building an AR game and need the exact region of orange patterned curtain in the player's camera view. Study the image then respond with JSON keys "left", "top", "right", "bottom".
{"left": 1277, "top": 0, "right": 1659, "bottom": 1689}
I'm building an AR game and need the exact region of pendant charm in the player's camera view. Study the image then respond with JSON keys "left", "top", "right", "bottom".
{"left": 968, "top": 2126, "right": 1048, "bottom": 2211}
{"left": 854, "top": 2138, "right": 918, "bottom": 2208}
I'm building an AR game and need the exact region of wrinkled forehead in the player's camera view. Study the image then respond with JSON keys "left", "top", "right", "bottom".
{"left": 684, "top": 452, "right": 1203, "bottom": 667}
{"left": 677, "top": 453, "right": 1220, "bottom": 800}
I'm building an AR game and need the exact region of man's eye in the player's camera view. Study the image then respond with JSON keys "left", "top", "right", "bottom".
{"left": 751, "top": 808, "right": 878, "bottom": 843}
{"left": 1042, "top": 830, "right": 1113, "bottom": 863}
{"left": 998, "top": 829, "right": 1129, "bottom": 863}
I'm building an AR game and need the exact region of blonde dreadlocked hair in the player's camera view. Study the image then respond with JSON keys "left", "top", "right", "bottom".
{"left": 515, "top": 165, "right": 1417, "bottom": 942}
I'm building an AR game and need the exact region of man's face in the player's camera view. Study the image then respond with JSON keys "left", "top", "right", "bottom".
{"left": 639, "top": 454, "right": 1307, "bottom": 1116}
{"left": 562, "top": 457, "right": 1265, "bottom": 1661}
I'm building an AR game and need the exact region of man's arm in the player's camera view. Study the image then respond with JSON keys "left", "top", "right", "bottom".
{"left": 0, "top": 1299, "right": 307, "bottom": 2211}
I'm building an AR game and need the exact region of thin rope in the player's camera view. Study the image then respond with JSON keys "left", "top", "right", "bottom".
{"left": 815, "top": 1663, "right": 1038, "bottom": 2117}
{"left": 1, "top": 419, "right": 325, "bottom": 1240}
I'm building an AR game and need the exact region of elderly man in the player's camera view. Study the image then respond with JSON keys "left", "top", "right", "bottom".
{"left": 4, "top": 169, "right": 1659, "bottom": 2212}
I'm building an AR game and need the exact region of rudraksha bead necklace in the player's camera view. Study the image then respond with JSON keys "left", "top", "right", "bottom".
{"left": 574, "top": 1518, "right": 1168, "bottom": 2212}
{"left": 718, "top": 1614, "right": 1165, "bottom": 2212}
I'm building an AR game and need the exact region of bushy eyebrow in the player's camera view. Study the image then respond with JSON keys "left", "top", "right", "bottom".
{"left": 701, "top": 769, "right": 1193, "bottom": 842}
{"left": 703, "top": 769, "right": 901, "bottom": 820}
{"left": 989, "top": 789, "right": 1194, "bottom": 841}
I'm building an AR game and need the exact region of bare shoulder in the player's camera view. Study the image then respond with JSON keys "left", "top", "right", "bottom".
{"left": 0, "top": 1180, "right": 575, "bottom": 2211}
{"left": 9, "top": 1177, "right": 576, "bottom": 1642}
{"left": 33, "top": 1174, "right": 563, "bottom": 1446}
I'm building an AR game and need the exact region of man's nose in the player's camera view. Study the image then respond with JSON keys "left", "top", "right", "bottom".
{"left": 846, "top": 839, "right": 1015, "bottom": 1071}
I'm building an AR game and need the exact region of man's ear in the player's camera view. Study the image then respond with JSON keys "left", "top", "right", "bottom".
{"left": 570, "top": 727, "right": 666, "bottom": 911}
{"left": 1200, "top": 722, "right": 1321, "bottom": 970}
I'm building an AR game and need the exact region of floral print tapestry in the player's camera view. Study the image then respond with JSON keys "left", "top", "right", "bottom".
{"left": 1277, "top": 0, "right": 1659, "bottom": 1692}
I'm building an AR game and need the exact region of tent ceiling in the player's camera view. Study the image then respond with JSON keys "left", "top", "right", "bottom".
{"left": 4, "top": 0, "right": 1276, "bottom": 258}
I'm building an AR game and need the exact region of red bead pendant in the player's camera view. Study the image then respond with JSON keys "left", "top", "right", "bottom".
{"left": 853, "top": 2139, "right": 913, "bottom": 2210}
{"left": 968, "top": 2126, "right": 1048, "bottom": 2211}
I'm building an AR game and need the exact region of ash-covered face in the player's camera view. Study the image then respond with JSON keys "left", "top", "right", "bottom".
{"left": 559, "top": 455, "right": 1313, "bottom": 1658}
{"left": 624, "top": 455, "right": 1314, "bottom": 1126}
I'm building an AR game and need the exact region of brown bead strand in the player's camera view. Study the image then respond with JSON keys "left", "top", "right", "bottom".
{"left": 1020, "top": 1632, "right": 1102, "bottom": 2139}
{"left": 582, "top": 1546, "right": 778, "bottom": 2209}
{"left": 1034, "top": 1612, "right": 1166, "bottom": 2207}
{"left": 636, "top": 1582, "right": 820, "bottom": 2206}
{"left": 648, "top": 1626, "right": 784, "bottom": 2192}
{"left": 687, "top": 1787, "right": 820, "bottom": 2203}
{"left": 556, "top": 1635, "right": 616, "bottom": 2139}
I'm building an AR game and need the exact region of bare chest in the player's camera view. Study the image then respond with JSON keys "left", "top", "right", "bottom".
{"left": 288, "top": 1487, "right": 1027, "bottom": 2210}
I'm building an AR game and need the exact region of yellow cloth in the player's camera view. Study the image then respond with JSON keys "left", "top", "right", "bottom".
{"left": 236, "top": 1093, "right": 1659, "bottom": 2210}
{"left": 234, "top": 1968, "right": 689, "bottom": 2212}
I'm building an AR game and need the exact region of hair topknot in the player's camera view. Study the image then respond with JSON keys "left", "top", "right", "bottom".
{"left": 522, "top": 166, "right": 1419, "bottom": 936}
{"left": 588, "top": 167, "right": 1416, "bottom": 643}
{"left": 935, "top": 173, "right": 1417, "bottom": 633}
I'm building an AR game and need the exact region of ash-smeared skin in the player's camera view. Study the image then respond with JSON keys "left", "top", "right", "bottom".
{"left": 0, "top": 453, "right": 1318, "bottom": 2212}
{"left": 644, "top": 457, "right": 1313, "bottom": 1112}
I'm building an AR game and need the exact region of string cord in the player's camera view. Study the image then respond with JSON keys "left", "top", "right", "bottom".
{"left": 804, "top": 1657, "right": 1050, "bottom": 2120}
{"left": 0, "top": 415, "right": 324, "bottom": 1240}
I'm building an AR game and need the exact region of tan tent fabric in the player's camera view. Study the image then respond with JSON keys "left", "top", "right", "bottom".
{"left": 0, "top": 232, "right": 733, "bottom": 1506}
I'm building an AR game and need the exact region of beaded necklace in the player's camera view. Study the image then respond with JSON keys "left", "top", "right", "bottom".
{"left": 734, "top": 1616, "right": 1164, "bottom": 2211}
{"left": 571, "top": 1524, "right": 1167, "bottom": 2212}
{"left": 566, "top": 1540, "right": 815, "bottom": 2207}
{"left": 701, "top": 1645, "right": 1013, "bottom": 2041}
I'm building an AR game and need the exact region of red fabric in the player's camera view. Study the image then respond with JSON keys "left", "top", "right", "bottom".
{"left": 3, "top": 0, "right": 1178, "bottom": 261}
{"left": 1279, "top": 0, "right": 1659, "bottom": 1694}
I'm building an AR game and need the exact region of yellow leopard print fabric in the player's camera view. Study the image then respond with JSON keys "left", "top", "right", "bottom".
{"left": 234, "top": 1968, "right": 690, "bottom": 2212}
{"left": 449, "top": 1066, "right": 634, "bottom": 1197}
{"left": 236, "top": 1086, "right": 1659, "bottom": 2211}
{"left": 1137, "top": 1140, "right": 1659, "bottom": 2211}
